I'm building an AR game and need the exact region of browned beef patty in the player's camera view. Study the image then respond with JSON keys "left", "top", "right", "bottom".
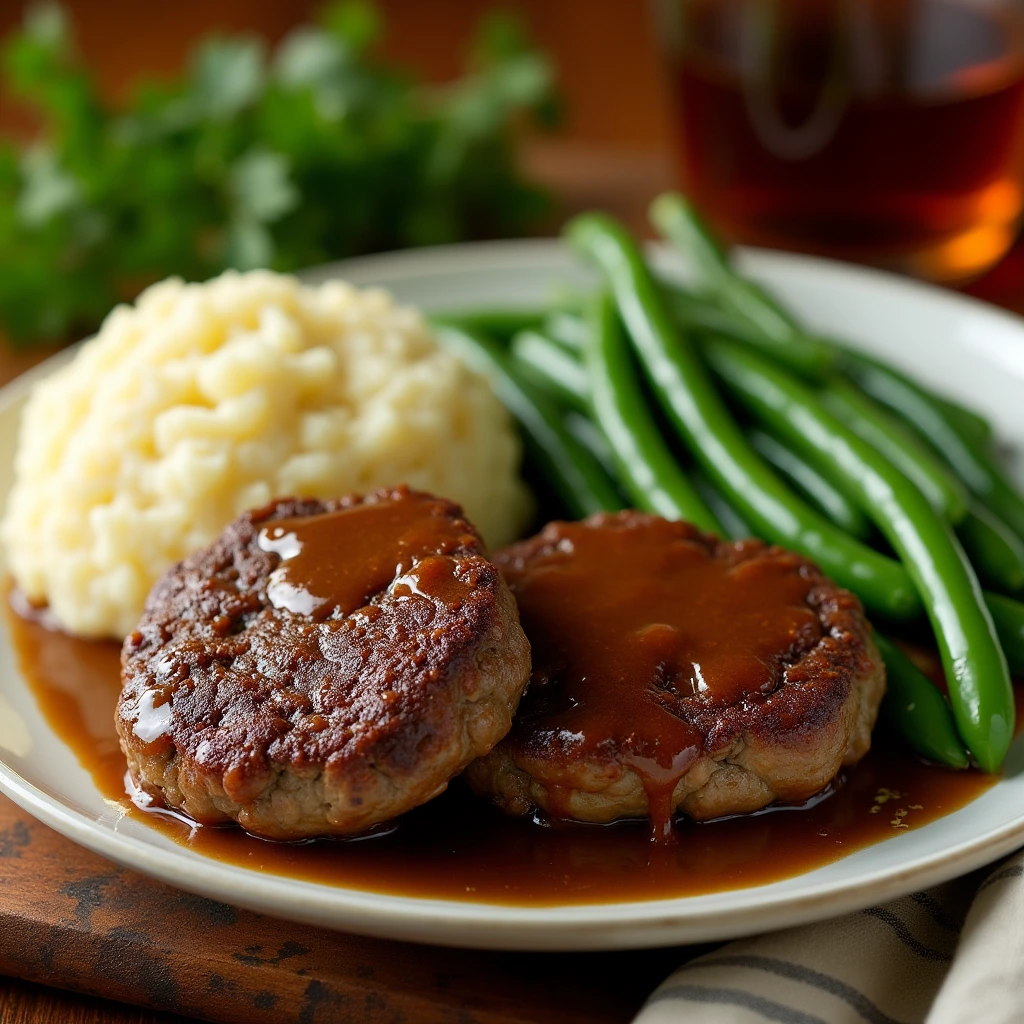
{"left": 465, "top": 512, "right": 885, "bottom": 835}
{"left": 117, "top": 487, "right": 531, "bottom": 839}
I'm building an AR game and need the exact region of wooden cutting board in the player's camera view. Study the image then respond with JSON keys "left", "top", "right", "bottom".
{"left": 0, "top": 794, "right": 695, "bottom": 1024}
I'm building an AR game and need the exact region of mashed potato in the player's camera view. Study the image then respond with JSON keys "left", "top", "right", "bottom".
{"left": 3, "top": 270, "right": 531, "bottom": 639}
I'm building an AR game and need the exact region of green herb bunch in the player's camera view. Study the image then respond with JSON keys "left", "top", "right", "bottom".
{"left": 0, "top": 2, "right": 557, "bottom": 344}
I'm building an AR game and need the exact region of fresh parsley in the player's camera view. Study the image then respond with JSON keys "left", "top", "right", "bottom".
{"left": 0, "top": 2, "right": 556, "bottom": 344}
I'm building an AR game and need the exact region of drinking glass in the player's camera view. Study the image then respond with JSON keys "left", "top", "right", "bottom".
{"left": 660, "top": 0, "right": 1024, "bottom": 280}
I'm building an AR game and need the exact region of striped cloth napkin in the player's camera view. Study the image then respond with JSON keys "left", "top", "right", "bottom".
{"left": 634, "top": 850, "right": 1024, "bottom": 1024}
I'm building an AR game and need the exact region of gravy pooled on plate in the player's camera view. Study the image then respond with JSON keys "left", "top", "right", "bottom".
{"left": 10, "top": 592, "right": 1000, "bottom": 906}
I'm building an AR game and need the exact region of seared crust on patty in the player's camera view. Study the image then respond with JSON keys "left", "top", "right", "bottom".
{"left": 117, "top": 487, "right": 531, "bottom": 839}
{"left": 465, "top": 512, "right": 885, "bottom": 826}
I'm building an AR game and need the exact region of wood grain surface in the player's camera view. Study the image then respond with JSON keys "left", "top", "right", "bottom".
{"left": 0, "top": 974, "right": 194, "bottom": 1024}
{"left": 0, "top": 796, "right": 693, "bottom": 1024}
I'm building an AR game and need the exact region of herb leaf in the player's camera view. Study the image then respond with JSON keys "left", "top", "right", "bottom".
{"left": 0, "top": 1, "right": 555, "bottom": 345}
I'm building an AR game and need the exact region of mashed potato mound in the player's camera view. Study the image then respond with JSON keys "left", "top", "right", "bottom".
{"left": 3, "top": 270, "right": 531, "bottom": 639}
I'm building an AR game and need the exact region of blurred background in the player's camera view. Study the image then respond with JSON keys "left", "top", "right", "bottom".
{"left": 0, "top": 0, "right": 673, "bottom": 159}
{"left": 2, "top": 0, "right": 1024, "bottom": 355}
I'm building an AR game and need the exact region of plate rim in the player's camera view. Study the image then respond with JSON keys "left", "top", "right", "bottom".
{"left": 4, "top": 746, "right": 1024, "bottom": 950}
{"left": 2, "top": 238, "right": 1024, "bottom": 950}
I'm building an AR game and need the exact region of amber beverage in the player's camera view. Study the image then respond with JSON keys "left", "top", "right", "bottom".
{"left": 667, "top": 0, "right": 1024, "bottom": 280}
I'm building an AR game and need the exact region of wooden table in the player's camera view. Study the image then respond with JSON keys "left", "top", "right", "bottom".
{"left": 0, "top": 795, "right": 697, "bottom": 1024}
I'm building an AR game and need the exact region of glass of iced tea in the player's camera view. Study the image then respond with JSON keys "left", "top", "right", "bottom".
{"left": 661, "top": 0, "right": 1024, "bottom": 280}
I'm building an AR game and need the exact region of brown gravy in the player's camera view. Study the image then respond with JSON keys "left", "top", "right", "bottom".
{"left": 495, "top": 517, "right": 831, "bottom": 836}
{"left": 8, "top": 601, "right": 1003, "bottom": 907}
{"left": 255, "top": 493, "right": 479, "bottom": 619}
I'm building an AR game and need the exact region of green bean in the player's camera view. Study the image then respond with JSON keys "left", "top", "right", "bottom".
{"left": 544, "top": 299, "right": 844, "bottom": 430}
{"left": 747, "top": 428, "right": 873, "bottom": 540}
{"left": 691, "top": 470, "right": 752, "bottom": 540}
{"left": 663, "top": 282, "right": 766, "bottom": 339}
{"left": 650, "top": 192, "right": 835, "bottom": 379}
{"left": 820, "top": 376, "right": 970, "bottom": 523}
{"left": 431, "top": 320, "right": 623, "bottom": 519}
{"left": 430, "top": 307, "right": 542, "bottom": 343}
{"left": 652, "top": 190, "right": 997, "bottom": 439}
{"left": 761, "top": 384, "right": 1020, "bottom": 589}
{"left": 651, "top": 190, "right": 997, "bottom": 437}
{"left": 514, "top": 316, "right": 731, "bottom": 537}
{"left": 565, "top": 211, "right": 921, "bottom": 621}
{"left": 934, "top": 396, "right": 994, "bottom": 449}
{"left": 962, "top": 446, "right": 1024, "bottom": 543}
{"left": 511, "top": 330, "right": 589, "bottom": 411}
{"left": 703, "top": 335, "right": 1013, "bottom": 771}
{"left": 874, "top": 633, "right": 970, "bottom": 770}
{"left": 982, "top": 591, "right": 1024, "bottom": 675}
{"left": 583, "top": 291, "right": 723, "bottom": 533}
{"left": 661, "top": 281, "right": 835, "bottom": 379}
{"left": 511, "top": 321, "right": 733, "bottom": 536}
{"left": 563, "top": 410, "right": 618, "bottom": 478}
{"left": 959, "top": 503, "right": 1024, "bottom": 594}
{"left": 841, "top": 349, "right": 1024, "bottom": 540}
{"left": 542, "top": 310, "right": 588, "bottom": 353}
{"left": 649, "top": 193, "right": 743, "bottom": 294}
{"left": 819, "top": 336, "right": 995, "bottom": 448}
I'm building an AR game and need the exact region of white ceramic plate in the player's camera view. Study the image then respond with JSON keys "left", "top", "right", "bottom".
{"left": 2, "top": 240, "right": 1024, "bottom": 952}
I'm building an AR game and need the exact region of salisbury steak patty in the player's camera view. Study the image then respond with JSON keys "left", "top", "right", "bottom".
{"left": 117, "top": 487, "right": 531, "bottom": 839}
{"left": 465, "top": 512, "right": 885, "bottom": 837}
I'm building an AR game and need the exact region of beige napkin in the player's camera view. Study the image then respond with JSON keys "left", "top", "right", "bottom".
{"left": 634, "top": 850, "right": 1024, "bottom": 1024}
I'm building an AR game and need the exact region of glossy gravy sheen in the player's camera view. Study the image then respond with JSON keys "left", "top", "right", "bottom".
{"left": 9, "top": 603, "right": 1001, "bottom": 906}
{"left": 497, "top": 519, "right": 825, "bottom": 835}
{"left": 256, "top": 493, "right": 479, "bottom": 619}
